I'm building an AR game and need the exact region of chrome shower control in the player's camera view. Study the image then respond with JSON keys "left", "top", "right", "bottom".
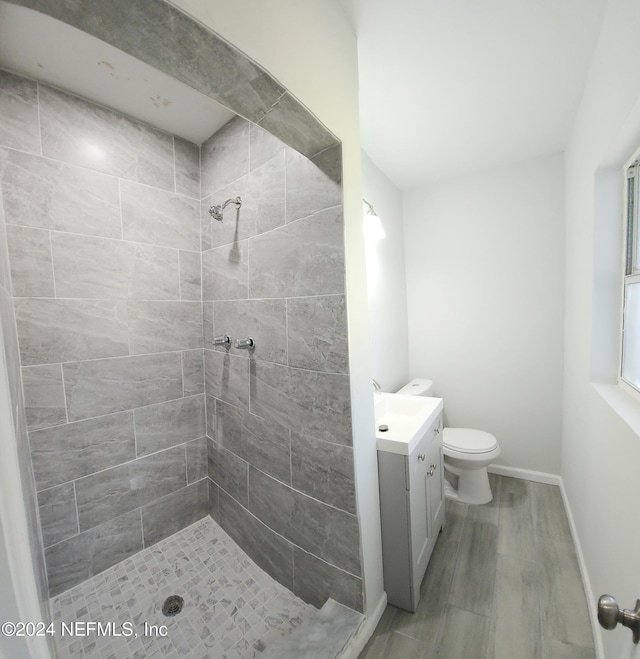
{"left": 598, "top": 595, "right": 640, "bottom": 643}
{"left": 235, "top": 337, "right": 255, "bottom": 350}
{"left": 213, "top": 334, "right": 231, "bottom": 346}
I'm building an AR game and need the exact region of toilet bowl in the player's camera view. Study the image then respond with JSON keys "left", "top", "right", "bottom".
{"left": 396, "top": 378, "right": 500, "bottom": 505}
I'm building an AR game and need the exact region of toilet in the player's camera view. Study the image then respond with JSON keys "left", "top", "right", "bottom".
{"left": 396, "top": 378, "right": 500, "bottom": 505}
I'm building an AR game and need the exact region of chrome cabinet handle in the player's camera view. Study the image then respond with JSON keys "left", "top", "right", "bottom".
{"left": 418, "top": 453, "right": 426, "bottom": 462}
{"left": 434, "top": 427, "right": 440, "bottom": 434}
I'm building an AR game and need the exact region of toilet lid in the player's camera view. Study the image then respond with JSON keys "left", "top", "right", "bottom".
{"left": 443, "top": 428, "right": 498, "bottom": 454}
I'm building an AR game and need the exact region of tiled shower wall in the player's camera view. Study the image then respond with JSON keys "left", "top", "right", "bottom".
{"left": 202, "top": 118, "right": 363, "bottom": 611}
{"left": 1, "top": 67, "right": 362, "bottom": 610}
{"left": 0, "top": 69, "right": 208, "bottom": 596}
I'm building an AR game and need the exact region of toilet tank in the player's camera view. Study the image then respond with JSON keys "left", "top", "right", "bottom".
{"left": 396, "top": 378, "right": 433, "bottom": 397}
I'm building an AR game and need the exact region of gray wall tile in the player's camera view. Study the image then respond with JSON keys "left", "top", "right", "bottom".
{"left": 258, "top": 93, "right": 339, "bottom": 163}
{"left": 63, "top": 353, "right": 183, "bottom": 421}
{"left": 218, "top": 488, "right": 293, "bottom": 590}
{"left": 213, "top": 299, "right": 286, "bottom": 364}
{"left": 216, "top": 399, "right": 291, "bottom": 485}
{"left": 75, "top": 445, "right": 186, "bottom": 530}
{"left": 0, "top": 70, "right": 40, "bottom": 153}
{"left": 45, "top": 509, "right": 143, "bottom": 596}
{"left": 37, "top": 483, "right": 79, "bottom": 548}
{"left": 15, "top": 298, "right": 129, "bottom": 365}
{"left": 6, "top": 225, "right": 54, "bottom": 297}
{"left": 39, "top": 84, "right": 174, "bottom": 190}
{"left": 293, "top": 548, "right": 363, "bottom": 612}
{"left": 21, "top": 363, "right": 67, "bottom": 430}
{"left": 202, "top": 301, "right": 214, "bottom": 347}
{"left": 251, "top": 150, "right": 286, "bottom": 234}
{"left": 174, "top": 137, "right": 200, "bottom": 199}
{"left": 182, "top": 349, "right": 204, "bottom": 396}
{"left": 249, "top": 206, "right": 345, "bottom": 298}
{"left": 0, "top": 148, "right": 121, "bottom": 238}
{"left": 134, "top": 394, "right": 205, "bottom": 457}
{"left": 186, "top": 437, "right": 208, "bottom": 484}
{"left": 51, "top": 233, "right": 180, "bottom": 300}
{"left": 287, "top": 295, "right": 349, "bottom": 373}
{"left": 201, "top": 117, "right": 249, "bottom": 198}
{"left": 127, "top": 300, "right": 202, "bottom": 354}
{"left": 206, "top": 394, "right": 217, "bottom": 439}
{"left": 249, "top": 123, "right": 285, "bottom": 171}
{"left": 202, "top": 239, "right": 249, "bottom": 301}
{"left": 208, "top": 438, "right": 248, "bottom": 507}
{"left": 248, "top": 467, "right": 361, "bottom": 575}
{"left": 208, "top": 478, "right": 219, "bottom": 521}
{"left": 251, "top": 360, "right": 352, "bottom": 446}
{"left": 179, "top": 250, "right": 201, "bottom": 301}
{"left": 285, "top": 148, "right": 342, "bottom": 223}
{"left": 204, "top": 349, "right": 249, "bottom": 411}
{"left": 120, "top": 180, "right": 200, "bottom": 251}
{"left": 291, "top": 433, "right": 356, "bottom": 514}
{"left": 30, "top": 411, "right": 136, "bottom": 491}
{"left": 141, "top": 479, "right": 208, "bottom": 547}
{"left": 311, "top": 144, "right": 343, "bottom": 186}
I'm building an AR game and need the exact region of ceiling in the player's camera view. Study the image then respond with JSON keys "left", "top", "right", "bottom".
{"left": 338, "top": 0, "right": 606, "bottom": 190}
{"left": 0, "top": 1, "right": 235, "bottom": 145}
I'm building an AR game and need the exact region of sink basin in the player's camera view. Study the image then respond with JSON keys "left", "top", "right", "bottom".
{"left": 374, "top": 392, "right": 443, "bottom": 455}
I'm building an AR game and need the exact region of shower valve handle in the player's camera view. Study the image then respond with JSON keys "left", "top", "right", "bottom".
{"left": 235, "top": 337, "right": 255, "bottom": 350}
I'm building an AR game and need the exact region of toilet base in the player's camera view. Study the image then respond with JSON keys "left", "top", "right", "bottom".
{"left": 444, "top": 463, "right": 493, "bottom": 505}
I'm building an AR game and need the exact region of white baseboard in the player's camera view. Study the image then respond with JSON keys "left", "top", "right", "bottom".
{"left": 558, "top": 481, "right": 605, "bottom": 659}
{"left": 488, "top": 464, "right": 603, "bottom": 657}
{"left": 338, "top": 592, "right": 387, "bottom": 659}
{"left": 488, "top": 463, "right": 562, "bottom": 485}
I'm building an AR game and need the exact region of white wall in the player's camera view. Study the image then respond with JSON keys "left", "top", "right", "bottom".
{"left": 404, "top": 154, "right": 565, "bottom": 475}
{"left": 169, "top": 0, "right": 385, "bottom": 621}
{"left": 362, "top": 151, "right": 409, "bottom": 393}
{"left": 563, "top": 0, "right": 640, "bottom": 656}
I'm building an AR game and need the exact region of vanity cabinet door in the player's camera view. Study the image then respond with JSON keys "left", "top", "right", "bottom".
{"left": 427, "top": 426, "right": 445, "bottom": 537}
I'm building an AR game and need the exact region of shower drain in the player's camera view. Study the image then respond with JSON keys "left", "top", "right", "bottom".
{"left": 162, "top": 595, "right": 184, "bottom": 617}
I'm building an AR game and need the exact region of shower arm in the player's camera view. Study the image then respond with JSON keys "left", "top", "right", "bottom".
{"left": 209, "top": 196, "right": 242, "bottom": 222}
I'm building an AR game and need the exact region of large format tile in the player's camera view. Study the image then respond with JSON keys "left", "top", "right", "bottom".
{"left": 531, "top": 481, "right": 573, "bottom": 546}
{"left": 6, "top": 225, "right": 54, "bottom": 297}
{"left": 29, "top": 411, "right": 135, "bottom": 491}
{"left": 437, "top": 606, "right": 490, "bottom": 659}
{"left": 250, "top": 360, "right": 352, "bottom": 445}
{"left": 248, "top": 467, "right": 360, "bottom": 576}
{"left": 293, "top": 548, "right": 363, "bottom": 612}
{"left": 45, "top": 509, "right": 143, "bottom": 596}
{"left": 21, "top": 363, "right": 67, "bottom": 430}
{"left": 134, "top": 394, "right": 205, "bottom": 456}
{"left": 37, "top": 482, "right": 79, "bottom": 548}
{"left": 39, "top": 84, "right": 174, "bottom": 190}
{"left": 290, "top": 432, "right": 355, "bottom": 513}
{"left": 51, "top": 233, "right": 180, "bottom": 300}
{"left": 63, "top": 353, "right": 183, "bottom": 421}
{"left": 205, "top": 349, "right": 250, "bottom": 412}
{"left": 173, "top": 137, "right": 200, "bottom": 199}
{"left": 250, "top": 150, "right": 286, "bottom": 235}
{"left": 249, "top": 206, "right": 345, "bottom": 298}
{"left": 213, "top": 298, "right": 287, "bottom": 363}
{"left": 0, "top": 69, "right": 40, "bottom": 153}
{"left": 287, "top": 295, "right": 349, "bottom": 373}
{"left": 0, "top": 148, "right": 121, "bottom": 238}
{"left": 215, "top": 399, "right": 291, "bottom": 484}
{"left": 127, "top": 300, "right": 202, "bottom": 354}
{"left": 250, "top": 122, "right": 285, "bottom": 171}
{"left": 218, "top": 488, "right": 294, "bottom": 591}
{"left": 141, "top": 480, "right": 208, "bottom": 547}
{"left": 186, "top": 437, "right": 208, "bottom": 484}
{"left": 207, "top": 439, "right": 249, "bottom": 507}
{"left": 179, "top": 250, "right": 201, "bottom": 301}
{"left": 201, "top": 116, "right": 249, "bottom": 198}
{"left": 285, "top": 148, "right": 342, "bottom": 223}
{"left": 498, "top": 476, "right": 536, "bottom": 562}
{"left": 15, "top": 298, "right": 129, "bottom": 365}
{"left": 541, "top": 638, "right": 596, "bottom": 659}
{"left": 182, "top": 349, "right": 204, "bottom": 396}
{"left": 120, "top": 180, "right": 200, "bottom": 250}
{"left": 202, "top": 239, "right": 249, "bottom": 300}
{"left": 75, "top": 445, "right": 186, "bottom": 530}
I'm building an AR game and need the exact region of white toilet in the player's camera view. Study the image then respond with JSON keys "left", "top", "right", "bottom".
{"left": 396, "top": 378, "right": 500, "bottom": 505}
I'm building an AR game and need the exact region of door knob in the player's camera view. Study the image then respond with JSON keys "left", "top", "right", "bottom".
{"left": 597, "top": 594, "right": 640, "bottom": 643}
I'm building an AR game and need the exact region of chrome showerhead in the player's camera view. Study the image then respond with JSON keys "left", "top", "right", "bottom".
{"left": 209, "top": 196, "right": 242, "bottom": 222}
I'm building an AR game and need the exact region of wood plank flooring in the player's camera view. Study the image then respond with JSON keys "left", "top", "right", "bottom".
{"left": 360, "top": 475, "right": 596, "bottom": 659}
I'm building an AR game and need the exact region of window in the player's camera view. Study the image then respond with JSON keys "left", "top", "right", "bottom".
{"left": 621, "top": 161, "right": 640, "bottom": 392}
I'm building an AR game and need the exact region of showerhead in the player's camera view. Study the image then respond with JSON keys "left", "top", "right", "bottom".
{"left": 209, "top": 196, "right": 242, "bottom": 222}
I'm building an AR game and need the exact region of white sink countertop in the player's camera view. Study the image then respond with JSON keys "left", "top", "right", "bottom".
{"left": 374, "top": 392, "right": 443, "bottom": 455}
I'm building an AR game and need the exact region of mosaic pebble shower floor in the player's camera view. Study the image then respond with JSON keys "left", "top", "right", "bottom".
{"left": 50, "top": 517, "right": 315, "bottom": 658}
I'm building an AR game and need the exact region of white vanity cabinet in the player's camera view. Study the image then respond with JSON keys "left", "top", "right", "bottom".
{"left": 377, "top": 411, "right": 445, "bottom": 612}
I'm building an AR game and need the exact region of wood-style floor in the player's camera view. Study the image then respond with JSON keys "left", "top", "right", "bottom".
{"left": 360, "top": 475, "right": 596, "bottom": 659}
